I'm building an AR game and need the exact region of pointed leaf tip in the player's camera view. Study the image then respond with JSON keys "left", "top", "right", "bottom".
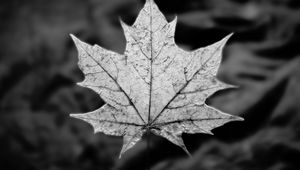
{"left": 69, "top": 113, "right": 83, "bottom": 119}
{"left": 69, "top": 113, "right": 77, "bottom": 118}
{"left": 181, "top": 145, "right": 192, "bottom": 157}
{"left": 70, "top": 34, "right": 82, "bottom": 46}
{"left": 70, "top": 34, "right": 90, "bottom": 47}
{"left": 76, "top": 82, "right": 84, "bottom": 87}
{"left": 172, "top": 15, "right": 178, "bottom": 23}
{"left": 228, "top": 32, "right": 234, "bottom": 37}
{"left": 221, "top": 33, "right": 234, "bottom": 45}
{"left": 235, "top": 116, "right": 244, "bottom": 121}
{"left": 118, "top": 17, "right": 127, "bottom": 26}
{"left": 69, "top": 34, "right": 77, "bottom": 41}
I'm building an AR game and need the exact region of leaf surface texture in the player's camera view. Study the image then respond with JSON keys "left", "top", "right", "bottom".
{"left": 70, "top": 0, "right": 243, "bottom": 158}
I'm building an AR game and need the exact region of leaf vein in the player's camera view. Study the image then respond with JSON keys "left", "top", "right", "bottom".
{"left": 77, "top": 42, "right": 146, "bottom": 124}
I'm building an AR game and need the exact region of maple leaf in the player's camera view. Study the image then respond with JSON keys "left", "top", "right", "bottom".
{"left": 70, "top": 0, "right": 243, "bottom": 158}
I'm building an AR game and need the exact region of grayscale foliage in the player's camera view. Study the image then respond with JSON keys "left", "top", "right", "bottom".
{"left": 70, "top": 0, "right": 243, "bottom": 158}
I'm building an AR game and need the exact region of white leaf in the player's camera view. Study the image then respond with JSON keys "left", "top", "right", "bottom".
{"left": 70, "top": 0, "right": 243, "bottom": 158}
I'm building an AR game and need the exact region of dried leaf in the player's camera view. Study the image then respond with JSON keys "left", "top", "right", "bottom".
{"left": 70, "top": 0, "right": 243, "bottom": 158}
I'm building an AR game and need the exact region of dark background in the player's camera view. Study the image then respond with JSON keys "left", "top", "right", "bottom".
{"left": 1, "top": 0, "right": 300, "bottom": 170}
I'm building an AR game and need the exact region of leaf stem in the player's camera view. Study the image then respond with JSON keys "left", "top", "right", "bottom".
{"left": 146, "top": 130, "right": 151, "bottom": 170}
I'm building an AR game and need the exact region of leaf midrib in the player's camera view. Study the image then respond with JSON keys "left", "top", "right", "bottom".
{"left": 147, "top": 0, "right": 154, "bottom": 126}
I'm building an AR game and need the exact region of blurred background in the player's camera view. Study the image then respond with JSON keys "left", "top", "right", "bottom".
{"left": 1, "top": 0, "right": 300, "bottom": 169}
